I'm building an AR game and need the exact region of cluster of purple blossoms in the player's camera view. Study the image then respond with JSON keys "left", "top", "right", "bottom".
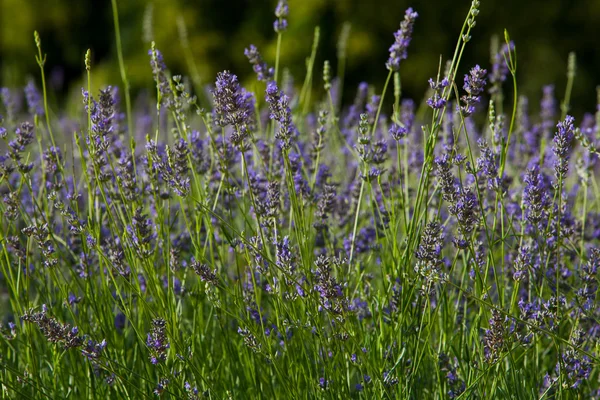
{"left": 127, "top": 207, "right": 155, "bottom": 258}
{"left": 81, "top": 338, "right": 108, "bottom": 363}
{"left": 459, "top": 65, "right": 487, "bottom": 116}
{"left": 386, "top": 7, "right": 419, "bottom": 71}
{"left": 83, "top": 87, "right": 116, "bottom": 152}
{"left": 237, "top": 326, "right": 262, "bottom": 353}
{"left": 7, "top": 121, "right": 35, "bottom": 174}
{"left": 439, "top": 353, "right": 465, "bottom": 398}
{"left": 448, "top": 187, "right": 480, "bottom": 237}
{"left": 147, "top": 318, "right": 169, "bottom": 364}
{"left": 540, "top": 84, "right": 557, "bottom": 135}
{"left": 522, "top": 164, "right": 551, "bottom": 227}
{"left": 576, "top": 247, "right": 599, "bottom": 311}
{"left": 146, "top": 138, "right": 191, "bottom": 197}
{"left": 1, "top": 87, "right": 22, "bottom": 122}
{"left": 149, "top": 46, "right": 174, "bottom": 109}
{"left": 389, "top": 99, "right": 415, "bottom": 141}
{"left": 191, "top": 258, "right": 218, "bottom": 285}
{"left": 313, "top": 255, "right": 346, "bottom": 314}
{"left": 427, "top": 77, "right": 450, "bottom": 110}
{"left": 212, "top": 71, "right": 255, "bottom": 146}
{"left": 24, "top": 79, "right": 44, "bottom": 116}
{"left": 476, "top": 139, "right": 499, "bottom": 190}
{"left": 274, "top": 0, "right": 288, "bottom": 33}
{"left": 22, "top": 222, "right": 57, "bottom": 268}
{"left": 389, "top": 122, "right": 408, "bottom": 141}
{"left": 414, "top": 222, "right": 447, "bottom": 286}
{"left": 21, "top": 305, "right": 84, "bottom": 349}
{"left": 244, "top": 45, "right": 274, "bottom": 82}
{"left": 266, "top": 81, "right": 295, "bottom": 150}
{"left": 484, "top": 310, "right": 509, "bottom": 363}
{"left": 552, "top": 115, "right": 575, "bottom": 183}
{"left": 435, "top": 153, "right": 459, "bottom": 205}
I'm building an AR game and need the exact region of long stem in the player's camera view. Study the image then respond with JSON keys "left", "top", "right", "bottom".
{"left": 349, "top": 70, "right": 392, "bottom": 265}
{"left": 34, "top": 31, "right": 57, "bottom": 149}
{"left": 274, "top": 32, "right": 283, "bottom": 83}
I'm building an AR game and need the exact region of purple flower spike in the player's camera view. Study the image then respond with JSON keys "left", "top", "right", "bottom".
{"left": 386, "top": 8, "right": 419, "bottom": 71}
{"left": 459, "top": 65, "right": 487, "bottom": 116}
{"left": 274, "top": 1, "right": 289, "bottom": 33}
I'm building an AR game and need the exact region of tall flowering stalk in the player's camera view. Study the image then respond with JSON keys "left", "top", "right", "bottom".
{"left": 460, "top": 65, "right": 487, "bottom": 116}
{"left": 265, "top": 81, "right": 295, "bottom": 151}
{"left": 552, "top": 115, "right": 575, "bottom": 184}
{"left": 212, "top": 70, "right": 255, "bottom": 147}
{"left": 386, "top": 8, "right": 418, "bottom": 72}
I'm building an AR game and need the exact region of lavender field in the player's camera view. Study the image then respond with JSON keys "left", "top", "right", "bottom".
{"left": 0, "top": 0, "right": 599, "bottom": 398}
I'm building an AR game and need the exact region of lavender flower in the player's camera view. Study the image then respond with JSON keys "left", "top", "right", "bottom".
{"left": 165, "top": 138, "right": 191, "bottom": 196}
{"left": 149, "top": 44, "right": 174, "bottom": 109}
{"left": 313, "top": 255, "right": 345, "bottom": 313}
{"left": 127, "top": 208, "right": 155, "bottom": 258}
{"left": 427, "top": 77, "right": 449, "bottom": 110}
{"left": 556, "top": 330, "right": 592, "bottom": 389}
{"left": 318, "top": 377, "right": 329, "bottom": 390}
{"left": 459, "top": 65, "right": 487, "bottom": 116}
{"left": 476, "top": 139, "right": 499, "bottom": 190}
{"left": 576, "top": 247, "right": 599, "bottom": 311}
{"left": 449, "top": 187, "right": 479, "bottom": 236}
{"left": 212, "top": 71, "right": 254, "bottom": 145}
{"left": 21, "top": 306, "right": 84, "bottom": 349}
{"left": 24, "top": 79, "right": 44, "bottom": 116}
{"left": 415, "top": 222, "right": 447, "bottom": 285}
{"left": 238, "top": 327, "right": 262, "bottom": 353}
{"left": 274, "top": 0, "right": 288, "bottom": 33}
{"left": 154, "top": 378, "right": 170, "bottom": 396}
{"left": 389, "top": 122, "right": 408, "bottom": 141}
{"left": 83, "top": 86, "right": 115, "bottom": 152}
{"left": 81, "top": 338, "right": 107, "bottom": 362}
{"left": 523, "top": 164, "right": 551, "bottom": 227}
{"left": 435, "top": 154, "right": 458, "bottom": 205}
{"left": 552, "top": 115, "right": 575, "bottom": 183}
{"left": 540, "top": 84, "right": 556, "bottom": 136}
{"left": 266, "top": 81, "right": 295, "bottom": 150}
{"left": 1, "top": 87, "right": 22, "bottom": 122}
{"left": 191, "top": 259, "right": 218, "bottom": 285}
{"left": 147, "top": 318, "right": 169, "bottom": 364}
{"left": 10, "top": 121, "right": 35, "bottom": 153}
{"left": 244, "top": 45, "right": 274, "bottom": 82}
{"left": 386, "top": 8, "right": 419, "bottom": 71}
{"left": 484, "top": 310, "right": 508, "bottom": 363}
{"left": 439, "top": 353, "right": 466, "bottom": 398}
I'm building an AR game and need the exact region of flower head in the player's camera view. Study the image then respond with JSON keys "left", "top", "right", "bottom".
{"left": 274, "top": 0, "right": 289, "bottom": 33}
{"left": 459, "top": 65, "right": 487, "bottom": 116}
{"left": 386, "top": 8, "right": 419, "bottom": 71}
{"left": 212, "top": 71, "right": 255, "bottom": 145}
{"left": 265, "top": 81, "right": 295, "bottom": 150}
{"left": 552, "top": 115, "right": 575, "bottom": 182}
{"left": 426, "top": 77, "right": 449, "bottom": 110}
{"left": 244, "top": 45, "right": 274, "bottom": 82}
{"left": 25, "top": 79, "right": 44, "bottom": 116}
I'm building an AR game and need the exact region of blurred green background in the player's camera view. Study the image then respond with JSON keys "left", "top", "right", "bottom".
{"left": 1, "top": 0, "right": 599, "bottom": 116}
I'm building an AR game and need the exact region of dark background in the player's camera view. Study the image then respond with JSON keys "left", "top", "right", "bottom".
{"left": 1, "top": 0, "right": 599, "bottom": 117}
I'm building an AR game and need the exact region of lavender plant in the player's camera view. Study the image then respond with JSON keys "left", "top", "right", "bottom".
{"left": 1, "top": 1, "right": 599, "bottom": 399}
